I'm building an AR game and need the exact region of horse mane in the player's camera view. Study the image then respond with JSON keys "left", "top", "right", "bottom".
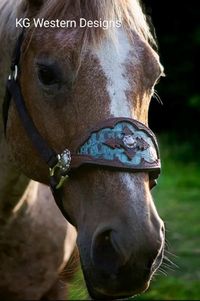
{"left": 0, "top": 0, "right": 156, "bottom": 49}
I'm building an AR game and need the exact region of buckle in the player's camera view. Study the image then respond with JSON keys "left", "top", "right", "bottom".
{"left": 49, "top": 149, "right": 71, "bottom": 189}
{"left": 8, "top": 65, "right": 18, "bottom": 81}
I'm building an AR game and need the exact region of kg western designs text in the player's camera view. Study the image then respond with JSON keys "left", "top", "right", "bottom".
{"left": 16, "top": 18, "right": 122, "bottom": 30}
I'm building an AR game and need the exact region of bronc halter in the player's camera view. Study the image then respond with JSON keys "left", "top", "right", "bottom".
{"left": 3, "top": 31, "right": 161, "bottom": 225}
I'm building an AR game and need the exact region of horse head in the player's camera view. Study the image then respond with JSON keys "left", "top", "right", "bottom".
{"left": 6, "top": 0, "right": 165, "bottom": 299}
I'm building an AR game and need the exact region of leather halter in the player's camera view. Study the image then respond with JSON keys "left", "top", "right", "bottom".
{"left": 3, "top": 32, "right": 161, "bottom": 224}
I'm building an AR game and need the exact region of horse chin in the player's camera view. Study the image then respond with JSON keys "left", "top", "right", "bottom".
{"left": 81, "top": 264, "right": 151, "bottom": 300}
{"left": 85, "top": 277, "right": 150, "bottom": 300}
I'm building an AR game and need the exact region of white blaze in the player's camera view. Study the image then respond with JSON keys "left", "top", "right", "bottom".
{"left": 96, "top": 30, "right": 133, "bottom": 117}
{"left": 95, "top": 30, "right": 152, "bottom": 210}
{"left": 121, "top": 173, "right": 148, "bottom": 217}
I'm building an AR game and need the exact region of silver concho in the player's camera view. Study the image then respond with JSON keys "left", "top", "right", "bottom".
{"left": 57, "top": 149, "right": 71, "bottom": 172}
{"left": 123, "top": 135, "right": 137, "bottom": 149}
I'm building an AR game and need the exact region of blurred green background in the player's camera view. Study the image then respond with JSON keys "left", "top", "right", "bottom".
{"left": 69, "top": 0, "right": 200, "bottom": 300}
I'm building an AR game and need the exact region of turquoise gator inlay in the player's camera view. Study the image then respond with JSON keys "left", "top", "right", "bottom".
{"left": 78, "top": 121, "right": 158, "bottom": 166}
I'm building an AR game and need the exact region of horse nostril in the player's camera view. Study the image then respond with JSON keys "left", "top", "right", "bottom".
{"left": 91, "top": 229, "right": 124, "bottom": 275}
{"left": 104, "top": 232, "right": 110, "bottom": 241}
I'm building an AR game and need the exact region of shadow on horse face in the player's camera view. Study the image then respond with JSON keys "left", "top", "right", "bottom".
{"left": 62, "top": 168, "right": 165, "bottom": 299}
{"left": 6, "top": 3, "right": 165, "bottom": 298}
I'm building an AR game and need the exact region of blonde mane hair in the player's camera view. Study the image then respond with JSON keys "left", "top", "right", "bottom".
{"left": 0, "top": 0, "right": 156, "bottom": 50}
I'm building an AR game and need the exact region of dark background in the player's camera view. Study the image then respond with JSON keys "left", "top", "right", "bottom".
{"left": 143, "top": 0, "right": 200, "bottom": 134}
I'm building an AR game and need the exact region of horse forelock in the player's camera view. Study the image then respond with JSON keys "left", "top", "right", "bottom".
{"left": 0, "top": 0, "right": 157, "bottom": 49}
{"left": 38, "top": 0, "right": 156, "bottom": 46}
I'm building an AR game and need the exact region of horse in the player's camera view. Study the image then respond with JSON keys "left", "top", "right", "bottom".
{"left": 0, "top": 0, "right": 165, "bottom": 299}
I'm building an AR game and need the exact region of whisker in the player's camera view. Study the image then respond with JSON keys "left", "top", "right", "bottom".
{"left": 157, "top": 268, "right": 168, "bottom": 276}
{"left": 164, "top": 250, "right": 178, "bottom": 259}
{"left": 164, "top": 238, "right": 172, "bottom": 248}
{"left": 163, "top": 256, "right": 179, "bottom": 269}
{"left": 161, "top": 263, "right": 176, "bottom": 272}
{"left": 153, "top": 90, "right": 163, "bottom": 105}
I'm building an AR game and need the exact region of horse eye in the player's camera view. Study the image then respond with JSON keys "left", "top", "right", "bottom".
{"left": 149, "top": 179, "right": 157, "bottom": 190}
{"left": 37, "top": 64, "right": 60, "bottom": 86}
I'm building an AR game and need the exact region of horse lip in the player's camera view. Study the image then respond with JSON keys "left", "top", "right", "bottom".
{"left": 80, "top": 243, "right": 164, "bottom": 299}
{"left": 83, "top": 269, "right": 149, "bottom": 300}
{"left": 87, "top": 283, "right": 149, "bottom": 300}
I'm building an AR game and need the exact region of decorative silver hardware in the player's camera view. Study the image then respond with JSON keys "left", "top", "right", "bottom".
{"left": 49, "top": 149, "right": 71, "bottom": 189}
{"left": 55, "top": 174, "right": 69, "bottom": 190}
{"left": 123, "top": 134, "right": 137, "bottom": 149}
{"left": 8, "top": 65, "right": 18, "bottom": 81}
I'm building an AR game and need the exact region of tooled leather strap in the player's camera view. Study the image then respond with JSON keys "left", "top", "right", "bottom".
{"left": 70, "top": 118, "right": 161, "bottom": 180}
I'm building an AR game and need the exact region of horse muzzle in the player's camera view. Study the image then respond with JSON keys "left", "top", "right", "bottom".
{"left": 78, "top": 217, "right": 165, "bottom": 300}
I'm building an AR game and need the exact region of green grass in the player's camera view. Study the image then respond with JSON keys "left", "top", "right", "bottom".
{"left": 68, "top": 270, "right": 89, "bottom": 300}
{"left": 68, "top": 133, "right": 200, "bottom": 300}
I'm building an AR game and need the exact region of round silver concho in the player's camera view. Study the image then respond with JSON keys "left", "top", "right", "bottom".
{"left": 57, "top": 149, "right": 71, "bottom": 172}
{"left": 123, "top": 135, "right": 137, "bottom": 149}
